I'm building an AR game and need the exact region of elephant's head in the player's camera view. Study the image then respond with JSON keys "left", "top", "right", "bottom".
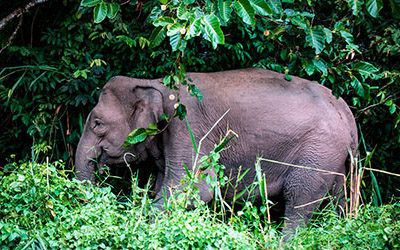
{"left": 75, "top": 76, "right": 167, "bottom": 181}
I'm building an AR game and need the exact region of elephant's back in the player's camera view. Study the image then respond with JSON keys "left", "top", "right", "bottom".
{"left": 187, "top": 68, "right": 357, "bottom": 152}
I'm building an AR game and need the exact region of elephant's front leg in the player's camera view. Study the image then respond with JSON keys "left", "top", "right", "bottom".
{"left": 153, "top": 154, "right": 215, "bottom": 209}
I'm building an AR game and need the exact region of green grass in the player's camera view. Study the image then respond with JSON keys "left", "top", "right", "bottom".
{"left": 1, "top": 161, "right": 399, "bottom": 249}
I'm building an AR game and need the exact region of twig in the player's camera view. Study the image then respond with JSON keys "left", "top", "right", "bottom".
{"left": 294, "top": 196, "right": 331, "bottom": 209}
{"left": 363, "top": 167, "right": 400, "bottom": 177}
{"left": 0, "top": 0, "right": 50, "bottom": 31}
{"left": 192, "top": 109, "right": 230, "bottom": 170}
{"left": 0, "top": 16, "right": 23, "bottom": 55}
{"left": 257, "top": 157, "right": 349, "bottom": 215}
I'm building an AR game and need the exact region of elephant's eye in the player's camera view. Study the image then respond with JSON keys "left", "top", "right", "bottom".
{"left": 92, "top": 119, "right": 105, "bottom": 132}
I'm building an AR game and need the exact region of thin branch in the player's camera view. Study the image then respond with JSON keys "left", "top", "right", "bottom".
{"left": 192, "top": 109, "right": 230, "bottom": 170}
{"left": 0, "top": 16, "right": 23, "bottom": 55}
{"left": 0, "top": 0, "right": 50, "bottom": 31}
{"left": 363, "top": 167, "right": 400, "bottom": 177}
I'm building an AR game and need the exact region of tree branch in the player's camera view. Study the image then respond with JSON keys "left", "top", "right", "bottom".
{"left": 0, "top": 16, "right": 23, "bottom": 55}
{"left": 0, "top": 0, "right": 50, "bottom": 31}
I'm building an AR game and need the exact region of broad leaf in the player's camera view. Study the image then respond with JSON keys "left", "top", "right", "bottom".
{"left": 185, "top": 18, "right": 202, "bottom": 40}
{"left": 81, "top": 0, "right": 101, "bottom": 7}
{"left": 202, "top": 14, "right": 225, "bottom": 49}
{"left": 150, "top": 27, "right": 166, "bottom": 48}
{"left": 106, "top": 3, "right": 120, "bottom": 19}
{"left": 218, "top": 0, "right": 233, "bottom": 25}
{"left": 169, "top": 33, "right": 186, "bottom": 51}
{"left": 323, "top": 28, "right": 332, "bottom": 44}
{"left": 125, "top": 128, "right": 148, "bottom": 146}
{"left": 305, "top": 27, "right": 326, "bottom": 54}
{"left": 153, "top": 17, "right": 175, "bottom": 27}
{"left": 312, "top": 59, "right": 328, "bottom": 76}
{"left": 350, "top": 77, "right": 365, "bottom": 97}
{"left": 234, "top": 0, "right": 256, "bottom": 26}
{"left": 266, "top": 0, "right": 282, "bottom": 14}
{"left": 94, "top": 2, "right": 108, "bottom": 23}
{"left": 366, "top": 0, "right": 383, "bottom": 17}
{"left": 250, "top": 0, "right": 274, "bottom": 16}
{"left": 353, "top": 61, "right": 379, "bottom": 79}
{"left": 116, "top": 35, "right": 136, "bottom": 47}
{"left": 166, "top": 23, "right": 184, "bottom": 37}
{"left": 339, "top": 30, "right": 354, "bottom": 44}
{"left": 347, "top": 0, "right": 364, "bottom": 16}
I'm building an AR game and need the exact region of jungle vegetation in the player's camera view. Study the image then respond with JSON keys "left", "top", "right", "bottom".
{"left": 0, "top": 0, "right": 399, "bottom": 248}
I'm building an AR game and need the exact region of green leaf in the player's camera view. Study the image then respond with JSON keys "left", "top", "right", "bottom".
{"left": 150, "top": 27, "right": 166, "bottom": 48}
{"left": 266, "top": 0, "right": 282, "bottom": 14}
{"left": 202, "top": 14, "right": 225, "bottom": 49}
{"left": 145, "top": 123, "right": 159, "bottom": 135}
{"left": 169, "top": 33, "right": 183, "bottom": 51}
{"left": 116, "top": 35, "right": 136, "bottom": 47}
{"left": 81, "top": 0, "right": 101, "bottom": 7}
{"left": 167, "top": 23, "right": 184, "bottom": 36}
{"left": 218, "top": 0, "right": 233, "bottom": 25}
{"left": 188, "top": 84, "right": 203, "bottom": 101}
{"left": 323, "top": 28, "right": 332, "bottom": 44}
{"left": 347, "top": 0, "right": 364, "bottom": 16}
{"left": 353, "top": 61, "right": 379, "bottom": 78}
{"left": 185, "top": 18, "right": 202, "bottom": 39}
{"left": 339, "top": 30, "right": 354, "bottom": 44}
{"left": 106, "top": 3, "right": 120, "bottom": 19}
{"left": 124, "top": 128, "right": 148, "bottom": 146}
{"left": 350, "top": 77, "right": 365, "bottom": 97}
{"left": 305, "top": 27, "right": 326, "bottom": 54}
{"left": 153, "top": 17, "right": 175, "bottom": 27}
{"left": 93, "top": 2, "right": 108, "bottom": 23}
{"left": 177, "top": 4, "right": 194, "bottom": 20}
{"left": 366, "top": 0, "right": 383, "bottom": 17}
{"left": 234, "top": 0, "right": 256, "bottom": 26}
{"left": 185, "top": 117, "right": 198, "bottom": 153}
{"left": 174, "top": 103, "right": 187, "bottom": 120}
{"left": 312, "top": 59, "right": 328, "bottom": 76}
{"left": 250, "top": 0, "right": 274, "bottom": 16}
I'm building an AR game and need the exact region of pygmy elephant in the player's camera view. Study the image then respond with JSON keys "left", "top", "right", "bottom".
{"left": 75, "top": 68, "right": 358, "bottom": 233}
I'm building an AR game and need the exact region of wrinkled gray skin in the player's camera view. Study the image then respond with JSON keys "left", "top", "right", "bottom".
{"left": 75, "top": 68, "right": 357, "bottom": 235}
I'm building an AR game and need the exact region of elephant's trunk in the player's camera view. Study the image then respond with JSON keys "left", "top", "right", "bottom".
{"left": 75, "top": 130, "right": 100, "bottom": 182}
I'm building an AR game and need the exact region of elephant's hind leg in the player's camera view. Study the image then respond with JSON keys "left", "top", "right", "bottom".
{"left": 281, "top": 155, "right": 345, "bottom": 239}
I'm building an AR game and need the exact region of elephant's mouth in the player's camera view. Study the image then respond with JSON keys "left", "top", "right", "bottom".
{"left": 98, "top": 150, "right": 145, "bottom": 168}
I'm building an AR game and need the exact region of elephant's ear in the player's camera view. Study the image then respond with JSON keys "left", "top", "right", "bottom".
{"left": 128, "top": 86, "right": 164, "bottom": 130}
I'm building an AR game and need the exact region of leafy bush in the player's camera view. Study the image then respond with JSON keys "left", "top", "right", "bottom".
{"left": 0, "top": 161, "right": 256, "bottom": 249}
{"left": 0, "top": 0, "right": 399, "bottom": 200}
{"left": 1, "top": 161, "right": 399, "bottom": 249}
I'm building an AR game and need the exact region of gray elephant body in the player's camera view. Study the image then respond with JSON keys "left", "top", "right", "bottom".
{"left": 76, "top": 68, "right": 357, "bottom": 233}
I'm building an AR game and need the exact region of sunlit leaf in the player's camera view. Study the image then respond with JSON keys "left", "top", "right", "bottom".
{"left": 366, "top": 0, "right": 383, "bottom": 17}
{"left": 106, "top": 3, "right": 120, "bottom": 19}
{"left": 81, "top": 0, "right": 101, "bottom": 7}
{"left": 93, "top": 2, "right": 108, "bottom": 23}
{"left": 250, "top": 0, "right": 273, "bottom": 16}
{"left": 185, "top": 18, "right": 202, "bottom": 39}
{"left": 347, "top": 0, "right": 364, "bottom": 16}
{"left": 305, "top": 26, "right": 326, "bottom": 54}
{"left": 202, "top": 14, "right": 225, "bottom": 49}
{"left": 218, "top": 0, "right": 233, "bottom": 25}
{"left": 125, "top": 128, "right": 147, "bottom": 146}
{"left": 234, "top": 0, "right": 256, "bottom": 26}
{"left": 150, "top": 27, "right": 167, "bottom": 48}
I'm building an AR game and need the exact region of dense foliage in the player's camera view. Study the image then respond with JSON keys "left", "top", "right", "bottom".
{"left": 1, "top": 161, "right": 399, "bottom": 249}
{"left": 0, "top": 0, "right": 399, "bottom": 206}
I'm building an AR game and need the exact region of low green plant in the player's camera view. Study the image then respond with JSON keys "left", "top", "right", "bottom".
{"left": 1, "top": 159, "right": 399, "bottom": 249}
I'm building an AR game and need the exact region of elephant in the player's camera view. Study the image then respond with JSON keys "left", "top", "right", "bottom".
{"left": 75, "top": 68, "right": 357, "bottom": 234}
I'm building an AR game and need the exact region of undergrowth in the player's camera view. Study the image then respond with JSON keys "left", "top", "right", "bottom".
{"left": 1, "top": 161, "right": 399, "bottom": 249}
